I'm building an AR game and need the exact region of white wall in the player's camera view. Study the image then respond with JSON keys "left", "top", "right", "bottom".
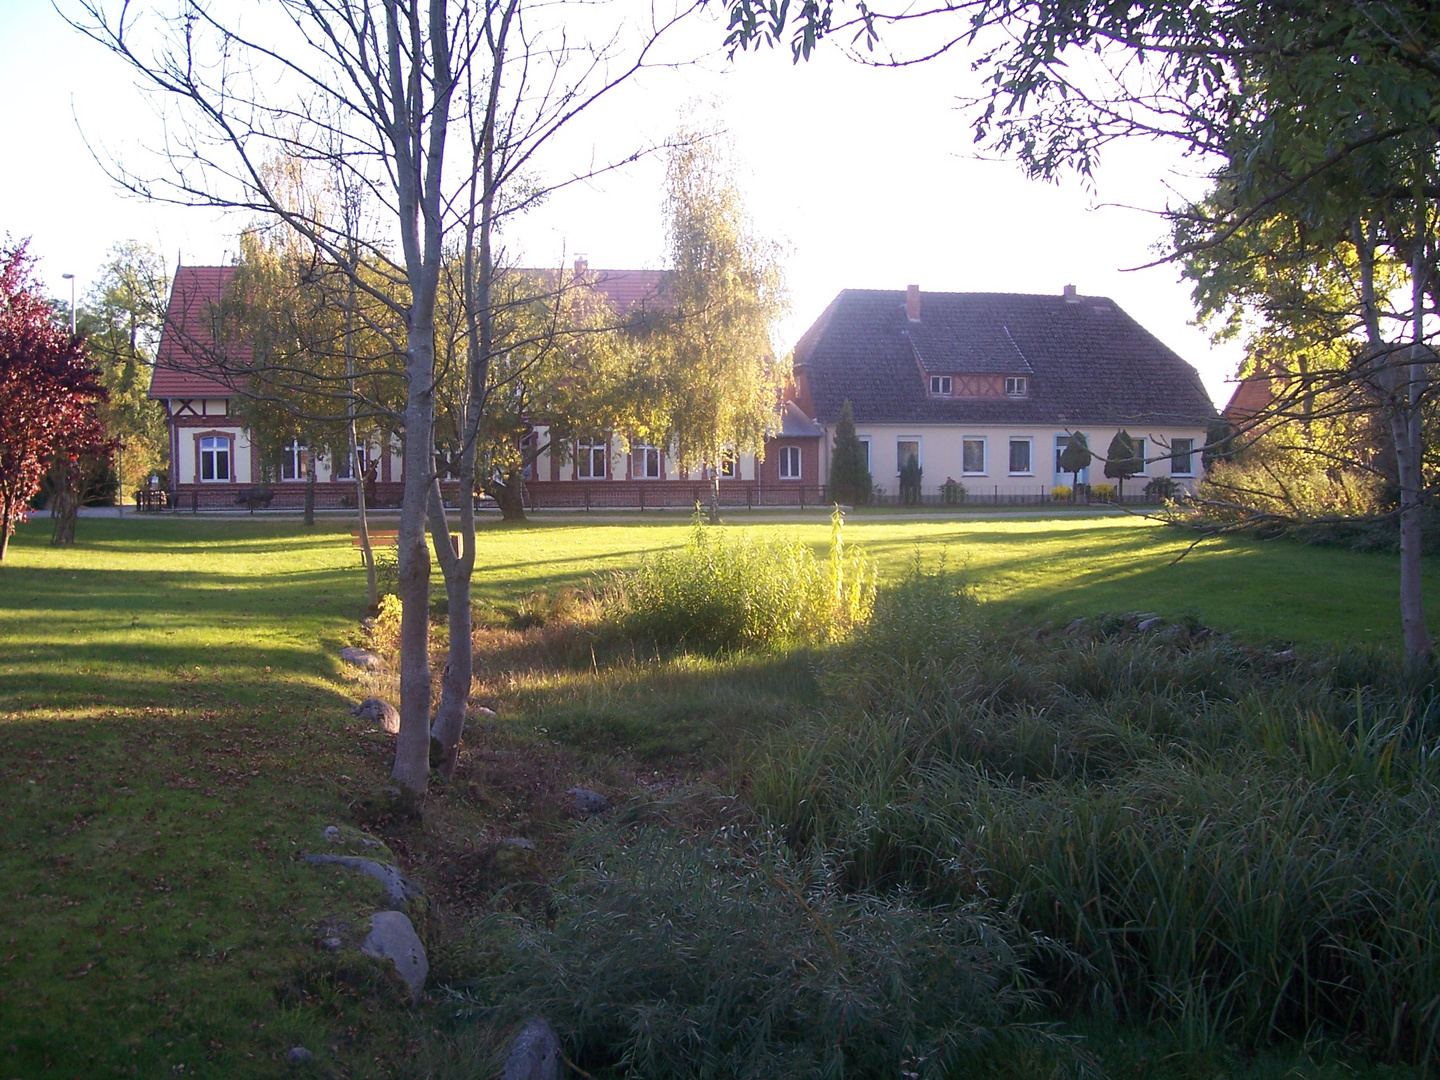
{"left": 844, "top": 423, "right": 1208, "bottom": 496}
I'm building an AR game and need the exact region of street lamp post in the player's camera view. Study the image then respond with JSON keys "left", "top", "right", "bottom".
{"left": 61, "top": 273, "right": 75, "bottom": 336}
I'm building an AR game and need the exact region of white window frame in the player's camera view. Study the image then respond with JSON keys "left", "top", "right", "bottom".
{"left": 1171, "top": 437, "right": 1194, "bottom": 476}
{"left": 961, "top": 437, "right": 987, "bottom": 476}
{"left": 720, "top": 449, "right": 737, "bottom": 478}
{"left": 633, "top": 443, "right": 661, "bottom": 479}
{"left": 858, "top": 437, "right": 871, "bottom": 475}
{"left": 199, "top": 435, "right": 231, "bottom": 482}
{"left": 577, "top": 437, "right": 607, "bottom": 479}
{"left": 1054, "top": 434, "right": 1088, "bottom": 484}
{"left": 280, "top": 439, "right": 307, "bottom": 481}
{"left": 778, "top": 445, "right": 802, "bottom": 479}
{"left": 1132, "top": 437, "right": 1149, "bottom": 476}
{"left": 1008, "top": 437, "right": 1034, "bottom": 476}
{"left": 896, "top": 438, "right": 921, "bottom": 476}
{"left": 929, "top": 375, "right": 952, "bottom": 396}
{"left": 1005, "top": 376, "right": 1028, "bottom": 397}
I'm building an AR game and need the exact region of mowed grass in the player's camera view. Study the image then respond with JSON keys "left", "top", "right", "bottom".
{"left": 460, "top": 511, "right": 1432, "bottom": 650}
{"left": 0, "top": 510, "right": 1431, "bottom": 1078}
{"left": 0, "top": 518, "right": 413, "bottom": 1078}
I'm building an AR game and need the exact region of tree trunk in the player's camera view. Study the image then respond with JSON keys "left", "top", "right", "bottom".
{"left": 427, "top": 482, "right": 473, "bottom": 778}
{"left": 304, "top": 451, "right": 316, "bottom": 526}
{"left": 392, "top": 373, "right": 438, "bottom": 796}
{"left": 49, "top": 457, "right": 79, "bottom": 546}
{"left": 708, "top": 468, "right": 721, "bottom": 524}
{"left": 353, "top": 445, "right": 379, "bottom": 610}
{"left": 1356, "top": 213, "right": 1432, "bottom": 666}
{"left": 488, "top": 475, "right": 527, "bottom": 521}
{"left": 0, "top": 493, "right": 10, "bottom": 560}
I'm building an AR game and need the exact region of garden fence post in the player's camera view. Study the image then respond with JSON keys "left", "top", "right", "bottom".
{"left": 584, "top": 487, "right": 591, "bottom": 513}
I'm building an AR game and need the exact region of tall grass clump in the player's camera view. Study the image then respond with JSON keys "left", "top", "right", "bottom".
{"left": 747, "top": 566, "right": 1440, "bottom": 1062}
{"left": 460, "top": 810, "right": 1049, "bottom": 1080}
{"left": 615, "top": 508, "right": 875, "bottom": 650}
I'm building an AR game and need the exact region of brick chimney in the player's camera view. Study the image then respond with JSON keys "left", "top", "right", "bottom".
{"left": 574, "top": 254, "right": 588, "bottom": 275}
{"left": 906, "top": 284, "right": 921, "bottom": 321}
{"left": 1063, "top": 283, "right": 1079, "bottom": 303}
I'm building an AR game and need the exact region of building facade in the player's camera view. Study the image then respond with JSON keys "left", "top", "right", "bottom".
{"left": 786, "top": 285, "right": 1216, "bottom": 499}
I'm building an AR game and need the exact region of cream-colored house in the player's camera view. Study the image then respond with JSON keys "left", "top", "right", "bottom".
{"left": 788, "top": 285, "right": 1216, "bottom": 500}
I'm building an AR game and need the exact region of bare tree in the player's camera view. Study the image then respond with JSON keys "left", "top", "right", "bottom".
{"left": 70, "top": 0, "right": 699, "bottom": 793}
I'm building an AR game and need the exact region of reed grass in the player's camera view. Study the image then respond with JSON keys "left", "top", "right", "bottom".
{"left": 747, "top": 567, "right": 1440, "bottom": 1063}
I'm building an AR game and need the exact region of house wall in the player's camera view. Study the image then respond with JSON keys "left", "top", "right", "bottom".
{"left": 839, "top": 423, "right": 1209, "bottom": 496}
{"left": 530, "top": 426, "right": 762, "bottom": 483}
{"left": 758, "top": 437, "right": 821, "bottom": 485}
{"left": 172, "top": 418, "right": 253, "bottom": 485}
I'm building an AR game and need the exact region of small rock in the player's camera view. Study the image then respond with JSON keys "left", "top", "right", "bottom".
{"left": 501, "top": 837, "right": 537, "bottom": 850}
{"left": 1064, "top": 617, "right": 1087, "bottom": 633}
{"left": 340, "top": 647, "right": 383, "bottom": 672}
{"left": 286, "top": 1047, "right": 313, "bottom": 1067}
{"left": 320, "top": 935, "right": 342, "bottom": 950}
{"left": 351, "top": 697, "right": 400, "bottom": 734}
{"left": 361, "top": 910, "right": 427, "bottom": 999}
{"left": 1136, "top": 617, "right": 1162, "bottom": 632}
{"left": 323, "top": 825, "right": 341, "bottom": 843}
{"left": 475, "top": 706, "right": 497, "bottom": 717}
{"left": 1194, "top": 627, "right": 1213, "bottom": 640}
{"left": 360, "top": 616, "right": 377, "bottom": 632}
{"left": 564, "top": 787, "right": 610, "bottom": 819}
{"left": 302, "top": 854, "right": 424, "bottom": 911}
{"left": 502, "top": 1016, "right": 563, "bottom": 1080}
{"left": 1274, "top": 649, "right": 1295, "bottom": 661}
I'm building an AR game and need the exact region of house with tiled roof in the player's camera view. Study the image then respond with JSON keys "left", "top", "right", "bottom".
{"left": 150, "top": 259, "right": 799, "bottom": 510}
{"left": 784, "top": 284, "right": 1217, "bottom": 499}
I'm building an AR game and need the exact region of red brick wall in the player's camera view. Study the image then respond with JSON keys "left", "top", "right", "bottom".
{"left": 759, "top": 437, "right": 821, "bottom": 485}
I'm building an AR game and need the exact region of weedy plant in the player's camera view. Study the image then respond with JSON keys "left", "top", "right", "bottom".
{"left": 457, "top": 806, "right": 1056, "bottom": 1080}
{"left": 748, "top": 565, "right": 1440, "bottom": 1062}
{"left": 613, "top": 508, "right": 875, "bottom": 650}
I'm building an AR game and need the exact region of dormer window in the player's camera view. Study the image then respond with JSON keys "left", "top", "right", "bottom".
{"left": 929, "top": 375, "right": 952, "bottom": 396}
{"left": 1005, "top": 376, "right": 1028, "bottom": 397}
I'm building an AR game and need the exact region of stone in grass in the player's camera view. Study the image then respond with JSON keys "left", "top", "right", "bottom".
{"left": 351, "top": 697, "right": 400, "bottom": 734}
{"left": 302, "top": 853, "right": 424, "bottom": 911}
{"left": 286, "top": 1047, "right": 314, "bottom": 1067}
{"left": 502, "top": 1016, "right": 563, "bottom": 1080}
{"left": 361, "top": 910, "right": 427, "bottom": 1000}
{"left": 321, "top": 823, "right": 391, "bottom": 858}
{"left": 1136, "top": 617, "right": 1163, "bottom": 632}
{"left": 340, "top": 647, "right": 383, "bottom": 672}
{"left": 564, "top": 787, "right": 610, "bottom": 820}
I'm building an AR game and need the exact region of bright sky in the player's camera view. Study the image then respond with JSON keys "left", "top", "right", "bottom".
{"left": 2, "top": 1, "right": 1242, "bottom": 407}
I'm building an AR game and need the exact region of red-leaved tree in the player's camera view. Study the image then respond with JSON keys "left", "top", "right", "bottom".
{"left": 0, "top": 242, "right": 108, "bottom": 560}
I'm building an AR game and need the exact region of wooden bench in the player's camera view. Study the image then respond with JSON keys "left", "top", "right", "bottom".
{"left": 350, "top": 529, "right": 464, "bottom": 558}
{"left": 351, "top": 529, "right": 399, "bottom": 548}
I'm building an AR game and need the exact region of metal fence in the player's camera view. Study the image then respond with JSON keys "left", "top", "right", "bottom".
{"left": 142, "top": 481, "right": 1163, "bottom": 514}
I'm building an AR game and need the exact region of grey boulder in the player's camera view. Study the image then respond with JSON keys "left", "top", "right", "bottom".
{"left": 286, "top": 1046, "right": 314, "bottom": 1067}
{"left": 502, "top": 1016, "right": 563, "bottom": 1080}
{"left": 302, "top": 854, "right": 423, "bottom": 911}
{"left": 340, "top": 647, "right": 383, "bottom": 672}
{"left": 361, "top": 910, "right": 427, "bottom": 999}
{"left": 352, "top": 696, "right": 400, "bottom": 734}
{"left": 1137, "top": 617, "right": 1163, "bottom": 632}
{"left": 564, "top": 787, "right": 610, "bottom": 819}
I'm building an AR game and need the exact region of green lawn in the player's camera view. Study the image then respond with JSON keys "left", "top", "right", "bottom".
{"left": 0, "top": 511, "right": 1430, "bottom": 1078}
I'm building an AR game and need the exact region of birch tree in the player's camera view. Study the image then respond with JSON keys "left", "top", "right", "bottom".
{"left": 73, "top": 0, "right": 698, "bottom": 792}
{"left": 639, "top": 130, "right": 786, "bottom": 524}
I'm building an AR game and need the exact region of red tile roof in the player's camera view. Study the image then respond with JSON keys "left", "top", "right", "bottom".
{"left": 1222, "top": 376, "right": 1273, "bottom": 422}
{"left": 150, "top": 263, "right": 670, "bottom": 401}
{"left": 150, "top": 266, "right": 246, "bottom": 398}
